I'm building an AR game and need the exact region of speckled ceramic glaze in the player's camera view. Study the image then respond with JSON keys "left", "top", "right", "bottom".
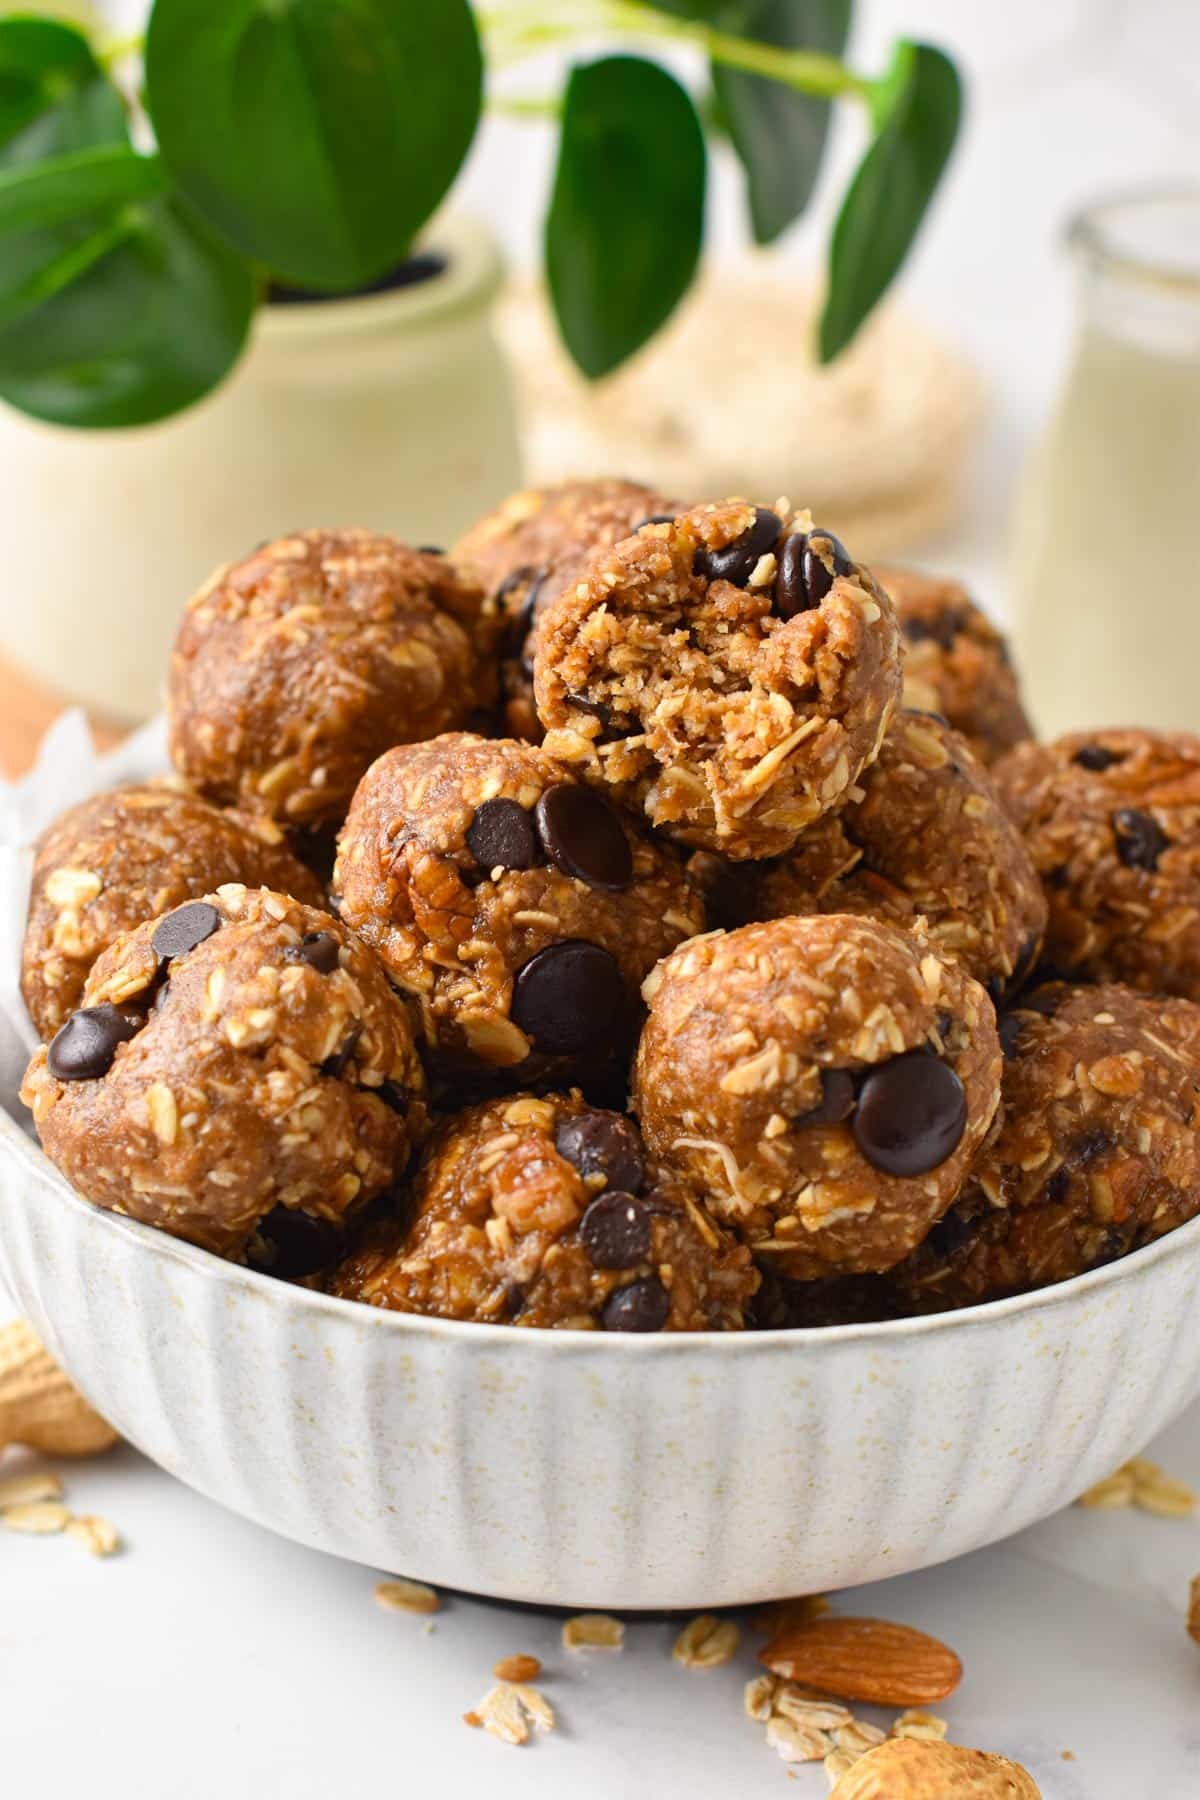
{"left": 3, "top": 1099, "right": 1200, "bottom": 1609}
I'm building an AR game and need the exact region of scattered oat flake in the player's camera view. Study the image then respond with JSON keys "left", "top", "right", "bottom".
{"left": 1078, "top": 1458, "right": 1196, "bottom": 1516}
{"left": 772, "top": 1689, "right": 852, "bottom": 1731}
{"left": 1188, "top": 1576, "right": 1200, "bottom": 1647}
{"left": 375, "top": 1577, "right": 440, "bottom": 1614}
{"left": 835, "top": 1719, "right": 887, "bottom": 1755}
{"left": 494, "top": 1654, "right": 542, "bottom": 1684}
{"left": 2, "top": 1500, "right": 71, "bottom": 1535}
{"left": 0, "top": 1470, "right": 65, "bottom": 1511}
{"left": 892, "top": 1709, "right": 949, "bottom": 1741}
{"left": 673, "top": 1613, "right": 740, "bottom": 1669}
{"left": 1076, "top": 1467, "right": 1135, "bottom": 1509}
{"left": 765, "top": 1715, "right": 832, "bottom": 1764}
{"left": 66, "top": 1514, "right": 120, "bottom": 1557}
{"left": 469, "top": 1682, "right": 555, "bottom": 1747}
{"left": 744, "top": 1673, "right": 778, "bottom": 1721}
{"left": 562, "top": 1612, "right": 624, "bottom": 1652}
{"left": 825, "top": 1748, "right": 856, "bottom": 1788}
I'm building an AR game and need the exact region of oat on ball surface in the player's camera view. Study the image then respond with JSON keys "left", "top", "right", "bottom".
{"left": 167, "top": 529, "right": 497, "bottom": 829}
{"left": 534, "top": 501, "right": 901, "bottom": 859}
{"left": 880, "top": 565, "right": 1032, "bottom": 767}
{"left": 633, "top": 915, "right": 1001, "bottom": 1279}
{"left": 21, "top": 784, "right": 324, "bottom": 1041}
{"left": 326, "top": 1091, "right": 757, "bottom": 1329}
{"left": 21, "top": 887, "right": 427, "bottom": 1264}
{"left": 332, "top": 732, "right": 704, "bottom": 1079}
{"left": 995, "top": 729, "right": 1200, "bottom": 999}
{"left": 741, "top": 710, "right": 1046, "bottom": 1001}
{"left": 887, "top": 982, "right": 1200, "bottom": 1310}
{"left": 454, "top": 478, "right": 682, "bottom": 743}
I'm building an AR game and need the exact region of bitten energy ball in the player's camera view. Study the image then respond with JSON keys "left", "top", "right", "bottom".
{"left": 995, "top": 729, "right": 1200, "bottom": 999}
{"left": 742, "top": 710, "right": 1046, "bottom": 1001}
{"left": 326, "top": 1091, "right": 757, "bottom": 1329}
{"left": 880, "top": 565, "right": 1032, "bottom": 767}
{"left": 535, "top": 501, "right": 901, "bottom": 859}
{"left": 633, "top": 915, "right": 1001, "bottom": 1279}
{"left": 454, "top": 477, "right": 681, "bottom": 743}
{"left": 21, "top": 887, "right": 426, "bottom": 1264}
{"left": 332, "top": 733, "right": 704, "bottom": 1078}
{"left": 168, "top": 529, "right": 497, "bottom": 829}
{"left": 888, "top": 982, "right": 1200, "bottom": 1310}
{"left": 20, "top": 783, "right": 323, "bottom": 1041}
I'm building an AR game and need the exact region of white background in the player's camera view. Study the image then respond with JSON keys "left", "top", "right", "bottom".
{"left": 6, "top": 4, "right": 1200, "bottom": 1795}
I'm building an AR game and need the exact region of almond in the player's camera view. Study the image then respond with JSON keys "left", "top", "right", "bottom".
{"left": 828, "top": 1738, "right": 1041, "bottom": 1797}
{"left": 759, "top": 1616, "right": 962, "bottom": 1707}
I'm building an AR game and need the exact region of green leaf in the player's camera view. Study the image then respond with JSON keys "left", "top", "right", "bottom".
{"left": 0, "top": 16, "right": 128, "bottom": 166}
{"left": 818, "top": 40, "right": 962, "bottom": 362}
{"left": 649, "top": 1, "right": 852, "bottom": 244}
{"left": 145, "top": 0, "right": 482, "bottom": 292}
{"left": 0, "top": 145, "right": 162, "bottom": 234}
{"left": 0, "top": 195, "right": 256, "bottom": 427}
{"left": 546, "top": 55, "right": 706, "bottom": 380}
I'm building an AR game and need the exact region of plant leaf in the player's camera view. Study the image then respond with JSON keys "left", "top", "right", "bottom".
{"left": 546, "top": 55, "right": 706, "bottom": 380}
{"left": 0, "top": 145, "right": 162, "bottom": 234}
{"left": 145, "top": 0, "right": 482, "bottom": 291}
{"left": 0, "top": 16, "right": 128, "bottom": 165}
{"left": 818, "top": 40, "right": 962, "bottom": 362}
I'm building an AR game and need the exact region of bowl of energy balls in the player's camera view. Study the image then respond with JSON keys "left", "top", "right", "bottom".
{"left": 3, "top": 486, "right": 1200, "bottom": 1609}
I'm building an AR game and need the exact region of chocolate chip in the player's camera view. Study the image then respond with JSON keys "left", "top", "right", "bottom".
{"left": 250, "top": 1207, "right": 344, "bottom": 1280}
{"left": 1074, "top": 1127, "right": 1114, "bottom": 1166}
{"left": 535, "top": 784, "right": 632, "bottom": 891}
{"left": 1112, "top": 807, "right": 1168, "bottom": 871}
{"left": 1073, "top": 744, "right": 1123, "bottom": 772}
{"left": 601, "top": 1276, "right": 670, "bottom": 1332}
{"left": 580, "top": 1192, "right": 652, "bottom": 1268}
{"left": 378, "top": 1080, "right": 411, "bottom": 1114}
{"left": 554, "top": 1110, "right": 645, "bottom": 1193}
{"left": 151, "top": 901, "right": 222, "bottom": 964}
{"left": 283, "top": 930, "right": 341, "bottom": 974}
{"left": 852, "top": 1050, "right": 967, "bottom": 1177}
{"left": 321, "top": 1021, "right": 362, "bottom": 1079}
{"left": 795, "top": 1068, "right": 857, "bottom": 1127}
{"left": 47, "top": 1003, "right": 143, "bottom": 1081}
{"left": 1010, "top": 933, "right": 1041, "bottom": 993}
{"left": 902, "top": 608, "right": 964, "bottom": 651}
{"left": 998, "top": 1013, "right": 1024, "bottom": 1060}
{"left": 497, "top": 564, "right": 546, "bottom": 656}
{"left": 1044, "top": 1167, "right": 1071, "bottom": 1206}
{"left": 466, "top": 798, "right": 538, "bottom": 872}
{"left": 632, "top": 512, "right": 676, "bottom": 531}
{"left": 695, "top": 507, "right": 781, "bottom": 587}
{"left": 775, "top": 527, "right": 851, "bottom": 617}
{"left": 417, "top": 544, "right": 445, "bottom": 556}
{"left": 510, "top": 941, "right": 623, "bottom": 1055}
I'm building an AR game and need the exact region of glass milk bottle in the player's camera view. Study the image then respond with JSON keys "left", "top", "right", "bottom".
{"left": 1011, "top": 189, "right": 1200, "bottom": 736}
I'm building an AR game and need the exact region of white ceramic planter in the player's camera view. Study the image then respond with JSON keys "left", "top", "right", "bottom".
{"left": 0, "top": 213, "right": 521, "bottom": 723}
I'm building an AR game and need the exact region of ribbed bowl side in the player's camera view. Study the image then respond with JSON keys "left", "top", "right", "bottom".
{"left": 4, "top": 1111, "right": 1200, "bottom": 1610}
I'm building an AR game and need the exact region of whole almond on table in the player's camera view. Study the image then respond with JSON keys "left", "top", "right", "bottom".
{"left": 760, "top": 1617, "right": 963, "bottom": 1707}
{"left": 828, "top": 1737, "right": 1041, "bottom": 1797}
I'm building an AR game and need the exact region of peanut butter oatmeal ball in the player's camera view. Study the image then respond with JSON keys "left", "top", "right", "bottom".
{"left": 332, "top": 733, "right": 705, "bottom": 1080}
{"left": 880, "top": 566, "right": 1032, "bottom": 766}
{"left": 454, "top": 478, "right": 682, "bottom": 743}
{"left": 887, "top": 982, "right": 1200, "bottom": 1310}
{"left": 326, "top": 1091, "right": 757, "bottom": 1329}
{"left": 535, "top": 501, "right": 902, "bottom": 859}
{"left": 167, "top": 529, "right": 498, "bottom": 830}
{"left": 633, "top": 915, "right": 1002, "bottom": 1280}
{"left": 995, "top": 729, "right": 1200, "bottom": 999}
{"left": 21, "top": 886, "right": 427, "bottom": 1265}
{"left": 741, "top": 710, "right": 1046, "bottom": 1001}
{"left": 20, "top": 784, "right": 324, "bottom": 1041}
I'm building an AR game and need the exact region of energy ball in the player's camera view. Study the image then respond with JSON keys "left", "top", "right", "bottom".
{"left": 325, "top": 1091, "right": 757, "bottom": 1329}
{"left": 454, "top": 477, "right": 682, "bottom": 743}
{"left": 331, "top": 732, "right": 705, "bottom": 1079}
{"left": 741, "top": 710, "right": 1047, "bottom": 1001}
{"left": 633, "top": 915, "right": 1001, "bottom": 1280}
{"left": 994, "top": 729, "right": 1200, "bottom": 998}
{"left": 21, "top": 783, "right": 323, "bottom": 1041}
{"left": 888, "top": 982, "right": 1200, "bottom": 1310}
{"left": 21, "top": 886, "right": 427, "bottom": 1263}
{"left": 880, "top": 565, "right": 1032, "bottom": 766}
{"left": 535, "top": 501, "right": 901, "bottom": 859}
{"left": 167, "top": 529, "right": 498, "bottom": 830}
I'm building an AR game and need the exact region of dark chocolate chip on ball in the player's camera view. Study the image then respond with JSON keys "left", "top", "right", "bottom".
{"left": 696, "top": 507, "right": 781, "bottom": 587}
{"left": 633, "top": 512, "right": 676, "bottom": 531}
{"left": 852, "top": 1049, "right": 967, "bottom": 1177}
{"left": 151, "top": 900, "right": 222, "bottom": 964}
{"left": 998, "top": 1013, "right": 1024, "bottom": 1060}
{"left": 251, "top": 1206, "right": 344, "bottom": 1280}
{"left": 775, "top": 526, "right": 851, "bottom": 617}
{"left": 580, "top": 1192, "right": 652, "bottom": 1269}
{"left": 466, "top": 797, "right": 538, "bottom": 872}
{"left": 1112, "top": 807, "right": 1168, "bottom": 871}
{"left": 47, "top": 1003, "right": 143, "bottom": 1081}
{"left": 602, "top": 1275, "right": 670, "bottom": 1332}
{"left": 554, "top": 1109, "right": 645, "bottom": 1193}
{"left": 795, "top": 1068, "right": 857, "bottom": 1127}
{"left": 535, "top": 784, "right": 633, "bottom": 891}
{"left": 510, "top": 940, "right": 623, "bottom": 1055}
{"left": 1073, "top": 743, "right": 1123, "bottom": 772}
{"left": 283, "top": 929, "right": 341, "bottom": 974}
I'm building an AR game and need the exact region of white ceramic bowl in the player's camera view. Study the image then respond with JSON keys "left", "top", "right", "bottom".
{"left": 3, "top": 1098, "right": 1200, "bottom": 1611}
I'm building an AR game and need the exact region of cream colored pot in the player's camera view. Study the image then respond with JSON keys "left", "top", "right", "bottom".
{"left": 0, "top": 213, "right": 521, "bottom": 722}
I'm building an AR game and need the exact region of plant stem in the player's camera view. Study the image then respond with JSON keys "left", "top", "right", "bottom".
{"left": 98, "top": 32, "right": 144, "bottom": 70}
